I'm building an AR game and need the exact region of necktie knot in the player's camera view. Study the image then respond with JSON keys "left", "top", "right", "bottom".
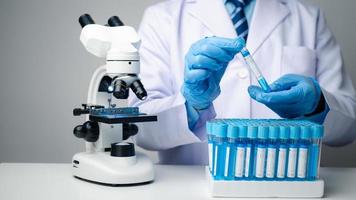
{"left": 228, "top": 0, "right": 250, "bottom": 7}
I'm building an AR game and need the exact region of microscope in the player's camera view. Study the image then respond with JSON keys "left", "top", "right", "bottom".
{"left": 72, "top": 14, "right": 157, "bottom": 185}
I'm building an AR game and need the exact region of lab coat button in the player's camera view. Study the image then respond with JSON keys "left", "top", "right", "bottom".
{"left": 237, "top": 68, "right": 249, "bottom": 79}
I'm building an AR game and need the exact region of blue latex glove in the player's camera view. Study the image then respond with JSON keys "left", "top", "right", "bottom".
{"left": 248, "top": 74, "right": 325, "bottom": 119}
{"left": 182, "top": 37, "right": 245, "bottom": 111}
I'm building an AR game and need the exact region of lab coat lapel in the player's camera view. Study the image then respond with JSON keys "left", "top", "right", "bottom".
{"left": 247, "top": 0, "right": 290, "bottom": 54}
{"left": 186, "top": 0, "right": 237, "bottom": 38}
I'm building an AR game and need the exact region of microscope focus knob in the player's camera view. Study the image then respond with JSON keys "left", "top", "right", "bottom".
{"left": 73, "top": 121, "right": 99, "bottom": 142}
{"left": 122, "top": 123, "right": 138, "bottom": 140}
{"left": 73, "top": 125, "right": 86, "bottom": 138}
{"left": 110, "top": 142, "right": 135, "bottom": 157}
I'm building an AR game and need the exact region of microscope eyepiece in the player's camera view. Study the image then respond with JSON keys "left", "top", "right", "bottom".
{"left": 108, "top": 16, "right": 124, "bottom": 27}
{"left": 130, "top": 80, "right": 147, "bottom": 100}
{"left": 79, "top": 13, "right": 95, "bottom": 28}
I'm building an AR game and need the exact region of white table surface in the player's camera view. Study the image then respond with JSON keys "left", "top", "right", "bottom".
{"left": 0, "top": 163, "right": 355, "bottom": 200}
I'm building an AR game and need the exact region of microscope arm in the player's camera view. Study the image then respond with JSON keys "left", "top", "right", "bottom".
{"left": 85, "top": 65, "right": 108, "bottom": 152}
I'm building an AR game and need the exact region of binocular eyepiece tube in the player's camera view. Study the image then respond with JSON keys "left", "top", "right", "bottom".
{"left": 79, "top": 14, "right": 124, "bottom": 28}
{"left": 79, "top": 14, "right": 95, "bottom": 28}
{"left": 108, "top": 16, "right": 124, "bottom": 27}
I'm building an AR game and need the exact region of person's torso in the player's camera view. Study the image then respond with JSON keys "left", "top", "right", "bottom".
{"left": 148, "top": 0, "right": 321, "bottom": 165}
{"left": 164, "top": 0, "right": 319, "bottom": 119}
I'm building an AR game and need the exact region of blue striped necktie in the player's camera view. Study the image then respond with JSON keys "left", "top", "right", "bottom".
{"left": 224, "top": 0, "right": 251, "bottom": 41}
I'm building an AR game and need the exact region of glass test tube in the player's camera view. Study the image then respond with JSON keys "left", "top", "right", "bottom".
{"left": 308, "top": 125, "right": 323, "bottom": 180}
{"left": 297, "top": 126, "right": 311, "bottom": 179}
{"left": 212, "top": 123, "right": 228, "bottom": 180}
{"left": 287, "top": 126, "right": 300, "bottom": 179}
{"left": 276, "top": 126, "right": 290, "bottom": 179}
{"left": 241, "top": 48, "right": 271, "bottom": 92}
{"left": 225, "top": 125, "right": 238, "bottom": 180}
{"left": 235, "top": 125, "right": 247, "bottom": 180}
{"left": 254, "top": 126, "right": 268, "bottom": 179}
{"left": 266, "top": 126, "right": 279, "bottom": 179}
{"left": 245, "top": 126, "right": 257, "bottom": 179}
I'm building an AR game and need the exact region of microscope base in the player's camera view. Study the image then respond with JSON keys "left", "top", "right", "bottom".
{"left": 72, "top": 151, "right": 154, "bottom": 185}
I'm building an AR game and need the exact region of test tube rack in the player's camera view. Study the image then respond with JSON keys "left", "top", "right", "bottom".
{"left": 206, "top": 119, "right": 324, "bottom": 198}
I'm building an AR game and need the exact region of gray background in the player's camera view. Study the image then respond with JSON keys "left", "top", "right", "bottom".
{"left": 0, "top": 0, "right": 355, "bottom": 166}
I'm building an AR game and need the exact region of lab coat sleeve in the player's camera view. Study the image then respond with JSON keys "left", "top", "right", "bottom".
{"left": 314, "top": 9, "right": 356, "bottom": 146}
{"left": 128, "top": 5, "right": 215, "bottom": 151}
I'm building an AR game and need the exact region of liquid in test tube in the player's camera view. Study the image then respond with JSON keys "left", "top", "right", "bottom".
{"left": 254, "top": 126, "right": 268, "bottom": 179}
{"left": 212, "top": 123, "right": 228, "bottom": 180}
{"left": 277, "top": 126, "right": 289, "bottom": 179}
{"left": 235, "top": 125, "right": 247, "bottom": 179}
{"left": 241, "top": 48, "right": 271, "bottom": 92}
{"left": 297, "top": 126, "right": 311, "bottom": 179}
{"left": 266, "top": 126, "right": 279, "bottom": 179}
{"left": 287, "top": 126, "right": 300, "bottom": 179}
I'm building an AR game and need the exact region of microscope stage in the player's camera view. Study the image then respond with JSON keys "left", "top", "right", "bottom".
{"left": 89, "top": 114, "right": 157, "bottom": 124}
{"left": 76, "top": 107, "right": 156, "bottom": 124}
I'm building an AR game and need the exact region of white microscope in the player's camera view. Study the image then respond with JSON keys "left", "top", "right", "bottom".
{"left": 72, "top": 14, "right": 157, "bottom": 185}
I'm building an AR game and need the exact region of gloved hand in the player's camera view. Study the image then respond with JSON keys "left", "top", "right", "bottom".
{"left": 182, "top": 37, "right": 245, "bottom": 110}
{"left": 248, "top": 74, "right": 324, "bottom": 119}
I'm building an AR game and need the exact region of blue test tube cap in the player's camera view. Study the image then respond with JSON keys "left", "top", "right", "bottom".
{"left": 312, "top": 125, "right": 324, "bottom": 138}
{"left": 238, "top": 125, "right": 248, "bottom": 138}
{"left": 227, "top": 124, "right": 238, "bottom": 139}
{"left": 247, "top": 126, "right": 258, "bottom": 139}
{"left": 257, "top": 126, "right": 268, "bottom": 139}
{"left": 279, "top": 126, "right": 290, "bottom": 139}
{"left": 212, "top": 123, "right": 228, "bottom": 138}
{"left": 289, "top": 126, "right": 300, "bottom": 140}
{"left": 241, "top": 49, "right": 250, "bottom": 57}
{"left": 269, "top": 126, "right": 279, "bottom": 139}
{"left": 300, "top": 126, "right": 311, "bottom": 139}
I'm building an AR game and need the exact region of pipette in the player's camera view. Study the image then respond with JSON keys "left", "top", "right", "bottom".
{"left": 240, "top": 47, "right": 271, "bottom": 92}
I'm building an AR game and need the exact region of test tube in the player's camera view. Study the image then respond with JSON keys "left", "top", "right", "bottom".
{"left": 266, "top": 126, "right": 279, "bottom": 179}
{"left": 276, "top": 126, "right": 290, "bottom": 179}
{"left": 241, "top": 47, "right": 271, "bottom": 92}
{"left": 308, "top": 125, "right": 323, "bottom": 180}
{"left": 287, "top": 126, "right": 300, "bottom": 179}
{"left": 206, "top": 122, "right": 215, "bottom": 174}
{"left": 297, "top": 126, "right": 311, "bottom": 179}
{"left": 245, "top": 126, "right": 257, "bottom": 179}
{"left": 235, "top": 125, "right": 247, "bottom": 179}
{"left": 254, "top": 126, "right": 268, "bottom": 179}
{"left": 225, "top": 124, "right": 238, "bottom": 180}
{"left": 212, "top": 123, "right": 228, "bottom": 180}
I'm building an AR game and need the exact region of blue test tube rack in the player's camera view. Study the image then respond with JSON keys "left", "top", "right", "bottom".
{"left": 206, "top": 119, "right": 324, "bottom": 198}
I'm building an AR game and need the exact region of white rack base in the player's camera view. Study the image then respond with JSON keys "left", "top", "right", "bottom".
{"left": 206, "top": 168, "right": 324, "bottom": 198}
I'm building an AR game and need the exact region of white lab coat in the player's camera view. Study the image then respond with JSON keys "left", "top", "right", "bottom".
{"left": 129, "top": 0, "right": 356, "bottom": 164}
